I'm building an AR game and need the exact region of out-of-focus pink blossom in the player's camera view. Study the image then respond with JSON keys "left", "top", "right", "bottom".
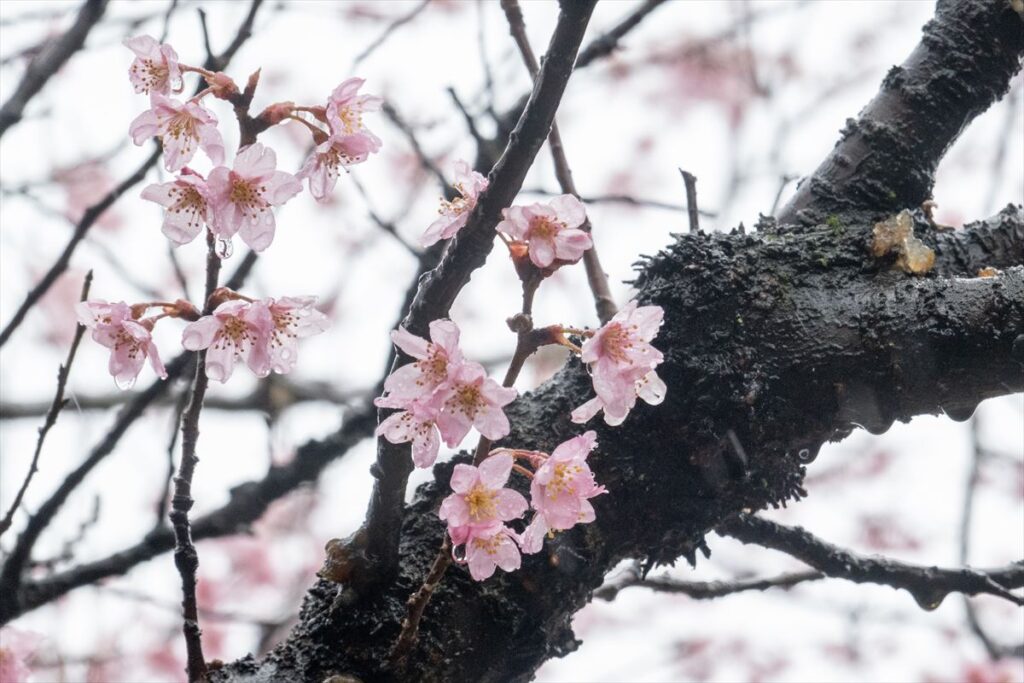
{"left": 496, "top": 194, "right": 591, "bottom": 268}
{"left": 375, "top": 398, "right": 443, "bottom": 468}
{"left": 124, "top": 35, "right": 181, "bottom": 95}
{"left": 129, "top": 93, "right": 224, "bottom": 172}
{"left": 0, "top": 628, "right": 40, "bottom": 683}
{"left": 206, "top": 143, "right": 302, "bottom": 252}
{"left": 259, "top": 296, "right": 329, "bottom": 374}
{"left": 439, "top": 453, "right": 528, "bottom": 530}
{"left": 181, "top": 299, "right": 272, "bottom": 382}
{"left": 76, "top": 300, "right": 168, "bottom": 390}
{"left": 520, "top": 431, "right": 606, "bottom": 554}
{"left": 571, "top": 300, "right": 666, "bottom": 426}
{"left": 140, "top": 168, "right": 213, "bottom": 245}
{"left": 436, "top": 362, "right": 517, "bottom": 446}
{"left": 298, "top": 133, "right": 377, "bottom": 201}
{"left": 421, "top": 161, "right": 488, "bottom": 247}
{"left": 376, "top": 319, "right": 464, "bottom": 405}
{"left": 53, "top": 161, "right": 123, "bottom": 231}
{"left": 325, "top": 77, "right": 382, "bottom": 148}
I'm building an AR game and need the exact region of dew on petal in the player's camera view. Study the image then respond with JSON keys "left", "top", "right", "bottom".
{"left": 215, "top": 238, "right": 234, "bottom": 259}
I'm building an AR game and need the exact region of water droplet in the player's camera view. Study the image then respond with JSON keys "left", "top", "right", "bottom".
{"left": 215, "top": 238, "right": 234, "bottom": 259}
{"left": 912, "top": 589, "right": 948, "bottom": 611}
{"left": 451, "top": 544, "right": 467, "bottom": 564}
{"left": 796, "top": 446, "right": 820, "bottom": 464}
{"left": 115, "top": 375, "right": 136, "bottom": 391}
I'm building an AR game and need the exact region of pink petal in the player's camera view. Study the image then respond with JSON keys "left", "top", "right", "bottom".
{"left": 449, "top": 463, "right": 479, "bottom": 494}
{"left": 473, "top": 405, "right": 510, "bottom": 441}
{"left": 529, "top": 237, "right": 556, "bottom": 268}
{"left": 550, "top": 193, "right": 586, "bottom": 227}
{"left": 411, "top": 426, "right": 440, "bottom": 468}
{"left": 234, "top": 143, "right": 276, "bottom": 177}
{"left": 181, "top": 317, "right": 220, "bottom": 350}
{"left": 494, "top": 489, "right": 527, "bottom": 521}
{"left": 478, "top": 453, "right": 513, "bottom": 489}
{"left": 519, "top": 516, "right": 547, "bottom": 555}
{"left": 570, "top": 397, "right": 603, "bottom": 424}
{"left": 637, "top": 371, "right": 667, "bottom": 405}
{"left": 390, "top": 327, "right": 430, "bottom": 359}
{"left": 264, "top": 170, "right": 302, "bottom": 205}
{"left": 128, "top": 109, "right": 159, "bottom": 145}
{"left": 238, "top": 211, "right": 277, "bottom": 252}
{"left": 204, "top": 341, "right": 236, "bottom": 383}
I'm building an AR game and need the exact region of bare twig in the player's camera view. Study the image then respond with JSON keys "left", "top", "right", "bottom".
{"left": 679, "top": 169, "right": 700, "bottom": 234}
{"left": 522, "top": 188, "right": 716, "bottom": 216}
{"left": 594, "top": 561, "right": 824, "bottom": 601}
{"left": 574, "top": 0, "right": 668, "bottom": 69}
{"left": 156, "top": 388, "right": 190, "bottom": 529}
{"left": 0, "top": 0, "right": 110, "bottom": 138}
{"left": 719, "top": 515, "right": 1024, "bottom": 608}
{"left": 351, "top": 0, "right": 430, "bottom": 69}
{"left": 500, "top": 0, "right": 617, "bottom": 323}
{"left": 0, "top": 272, "right": 92, "bottom": 536}
{"left": 380, "top": 102, "right": 452, "bottom": 193}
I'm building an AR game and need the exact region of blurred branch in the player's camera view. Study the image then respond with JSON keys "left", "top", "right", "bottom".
{"left": 594, "top": 560, "right": 823, "bottom": 601}
{"left": 351, "top": 0, "right": 430, "bottom": 69}
{"left": 0, "top": 0, "right": 109, "bottom": 139}
{"left": 0, "top": 272, "right": 92, "bottom": 537}
{"left": 574, "top": 0, "right": 667, "bottom": 68}
{"left": 380, "top": 101, "right": 452, "bottom": 195}
{"left": 719, "top": 515, "right": 1024, "bottom": 608}
{"left": 499, "top": 0, "right": 616, "bottom": 323}
{"left": 522, "top": 187, "right": 716, "bottom": 217}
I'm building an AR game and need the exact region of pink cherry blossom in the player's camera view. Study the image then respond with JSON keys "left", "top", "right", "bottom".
{"left": 520, "top": 431, "right": 606, "bottom": 554}
{"left": 124, "top": 35, "right": 181, "bottom": 95}
{"left": 459, "top": 522, "right": 522, "bottom": 581}
{"left": 181, "top": 299, "right": 272, "bottom": 382}
{"left": 0, "top": 628, "right": 39, "bottom": 683}
{"left": 375, "top": 398, "right": 443, "bottom": 468}
{"left": 129, "top": 93, "right": 225, "bottom": 172}
{"left": 421, "top": 160, "right": 489, "bottom": 247}
{"left": 140, "top": 168, "right": 213, "bottom": 245}
{"left": 76, "top": 300, "right": 168, "bottom": 390}
{"left": 376, "top": 319, "right": 464, "bottom": 405}
{"left": 206, "top": 143, "right": 302, "bottom": 252}
{"left": 495, "top": 194, "right": 592, "bottom": 268}
{"left": 258, "top": 296, "right": 329, "bottom": 374}
{"left": 439, "top": 453, "right": 528, "bottom": 531}
{"left": 436, "top": 362, "right": 517, "bottom": 447}
{"left": 325, "top": 77, "right": 383, "bottom": 147}
{"left": 298, "top": 133, "right": 378, "bottom": 201}
{"left": 571, "top": 300, "right": 667, "bottom": 426}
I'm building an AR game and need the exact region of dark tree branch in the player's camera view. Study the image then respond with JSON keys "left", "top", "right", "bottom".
{"left": 594, "top": 561, "right": 824, "bottom": 601}
{"left": 0, "top": 271, "right": 92, "bottom": 536}
{"left": 0, "top": 0, "right": 109, "bottom": 139}
{"left": 360, "top": 0, "right": 598, "bottom": 584}
{"left": 718, "top": 515, "right": 1024, "bottom": 608}
{"left": 574, "top": 0, "right": 667, "bottom": 69}
{"left": 928, "top": 204, "right": 1024, "bottom": 276}
{"left": 679, "top": 169, "right": 700, "bottom": 234}
{"left": 777, "top": 0, "right": 1024, "bottom": 225}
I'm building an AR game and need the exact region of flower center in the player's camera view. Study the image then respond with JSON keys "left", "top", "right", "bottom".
{"left": 113, "top": 328, "right": 144, "bottom": 358}
{"left": 465, "top": 485, "right": 497, "bottom": 522}
{"left": 417, "top": 348, "right": 448, "bottom": 385}
{"left": 214, "top": 316, "right": 254, "bottom": 353}
{"left": 547, "top": 461, "right": 584, "bottom": 497}
{"left": 439, "top": 195, "right": 470, "bottom": 218}
{"left": 471, "top": 534, "right": 501, "bottom": 556}
{"left": 229, "top": 176, "right": 268, "bottom": 219}
{"left": 132, "top": 59, "right": 168, "bottom": 93}
{"left": 334, "top": 105, "right": 362, "bottom": 135}
{"left": 449, "top": 384, "right": 483, "bottom": 418}
{"left": 599, "top": 323, "right": 634, "bottom": 363}
{"left": 528, "top": 217, "right": 560, "bottom": 241}
{"left": 169, "top": 184, "right": 206, "bottom": 229}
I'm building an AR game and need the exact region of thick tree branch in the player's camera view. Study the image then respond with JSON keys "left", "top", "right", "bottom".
{"left": 778, "top": 0, "right": 1024, "bottom": 225}
{"left": 718, "top": 515, "right": 1024, "bottom": 608}
{"left": 0, "top": 0, "right": 109, "bottom": 139}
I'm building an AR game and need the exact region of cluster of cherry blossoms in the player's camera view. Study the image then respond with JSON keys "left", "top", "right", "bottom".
{"left": 79, "top": 35, "right": 385, "bottom": 388}
{"left": 372, "top": 161, "right": 667, "bottom": 581}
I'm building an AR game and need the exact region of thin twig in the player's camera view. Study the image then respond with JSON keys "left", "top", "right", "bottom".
{"left": 156, "top": 388, "right": 190, "bottom": 530}
{"left": 0, "top": 271, "right": 93, "bottom": 537}
{"left": 351, "top": 0, "right": 430, "bottom": 69}
{"left": 380, "top": 102, "right": 452, "bottom": 193}
{"left": 0, "top": 0, "right": 110, "bottom": 138}
{"left": 500, "top": 0, "right": 617, "bottom": 323}
{"left": 594, "top": 561, "right": 823, "bottom": 601}
{"left": 679, "top": 169, "right": 700, "bottom": 234}
{"left": 719, "top": 515, "right": 1024, "bottom": 608}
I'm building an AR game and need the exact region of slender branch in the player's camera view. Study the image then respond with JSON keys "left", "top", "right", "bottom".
{"left": 351, "top": 0, "right": 430, "bottom": 69}
{"left": 679, "top": 169, "right": 700, "bottom": 234}
{"left": 522, "top": 188, "right": 716, "bottom": 216}
{"left": 380, "top": 102, "right": 452, "bottom": 194}
{"left": 0, "top": 271, "right": 92, "bottom": 536}
{"left": 573, "top": 0, "right": 668, "bottom": 69}
{"left": 594, "top": 561, "right": 824, "bottom": 601}
{"left": 718, "top": 515, "right": 1024, "bottom": 608}
{"left": 360, "top": 0, "right": 598, "bottom": 583}
{"left": 499, "top": 0, "right": 616, "bottom": 324}
{"left": 0, "top": 147, "right": 161, "bottom": 349}
{"left": 0, "top": 0, "right": 109, "bottom": 138}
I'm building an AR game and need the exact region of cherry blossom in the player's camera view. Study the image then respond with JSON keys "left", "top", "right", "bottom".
{"left": 458, "top": 522, "right": 522, "bottom": 581}
{"left": 206, "top": 143, "right": 302, "bottom": 252}
{"left": 520, "top": 431, "right": 606, "bottom": 554}
{"left": 421, "top": 160, "right": 489, "bottom": 247}
{"left": 436, "top": 362, "right": 517, "bottom": 446}
{"left": 376, "top": 319, "right": 464, "bottom": 405}
{"left": 299, "top": 133, "right": 378, "bottom": 201}
{"left": 258, "top": 296, "right": 330, "bottom": 374}
{"left": 181, "top": 299, "right": 272, "bottom": 382}
{"left": 439, "top": 453, "right": 528, "bottom": 530}
{"left": 495, "top": 194, "right": 592, "bottom": 268}
{"left": 325, "top": 77, "right": 383, "bottom": 148}
{"left": 129, "top": 93, "right": 225, "bottom": 172}
{"left": 124, "top": 35, "right": 181, "bottom": 95}
{"left": 375, "top": 398, "right": 443, "bottom": 468}
{"left": 140, "top": 168, "right": 213, "bottom": 245}
{"left": 76, "top": 300, "right": 168, "bottom": 390}
{"left": 571, "top": 300, "right": 667, "bottom": 426}
{"left": 0, "top": 628, "right": 39, "bottom": 683}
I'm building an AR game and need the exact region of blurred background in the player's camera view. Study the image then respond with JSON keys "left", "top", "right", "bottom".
{"left": 0, "top": 1, "right": 1021, "bottom": 681}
